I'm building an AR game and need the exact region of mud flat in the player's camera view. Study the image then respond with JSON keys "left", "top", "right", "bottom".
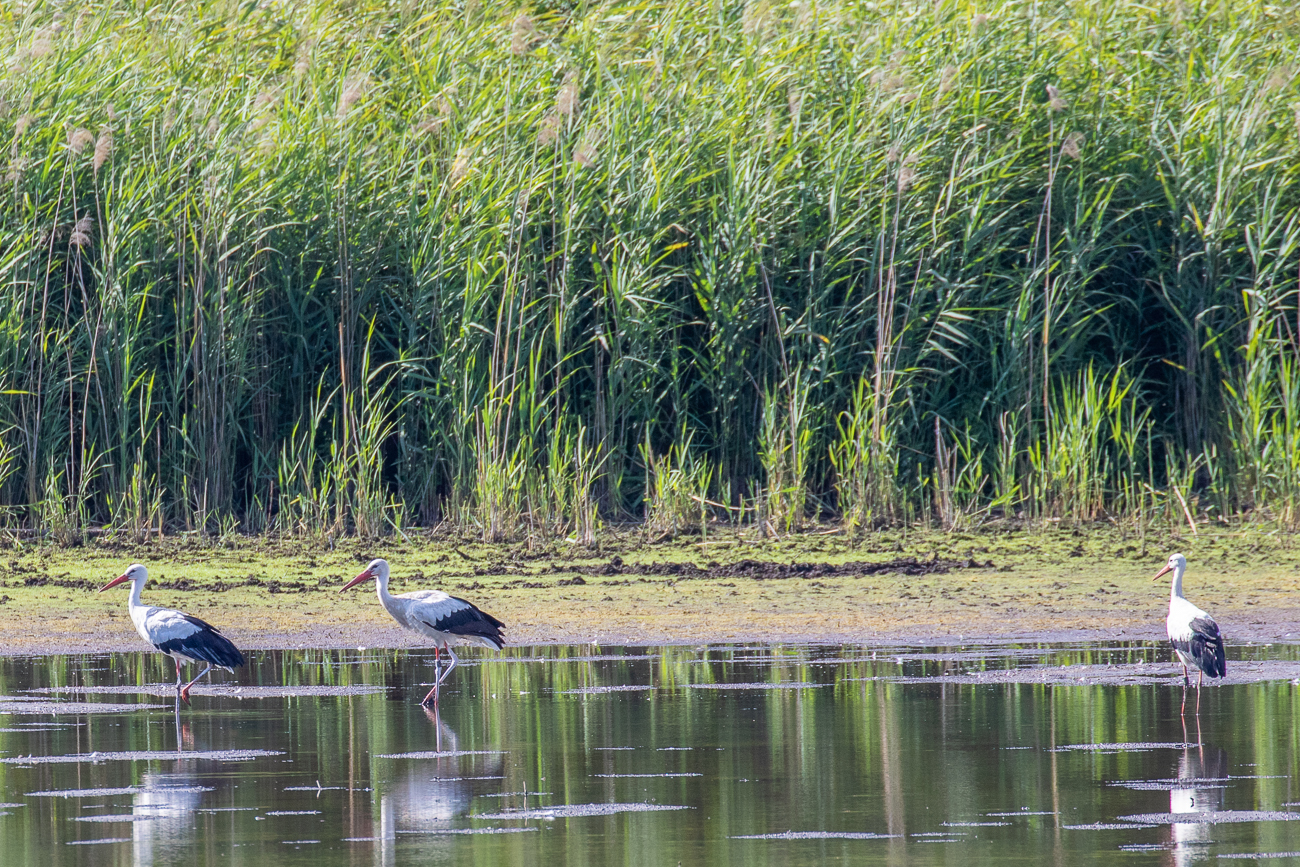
{"left": 0, "top": 525, "right": 1297, "bottom": 653}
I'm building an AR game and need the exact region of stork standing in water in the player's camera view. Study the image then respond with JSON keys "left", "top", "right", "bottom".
{"left": 1153, "top": 553, "right": 1226, "bottom": 714}
{"left": 99, "top": 564, "right": 246, "bottom": 705}
{"left": 341, "top": 558, "right": 505, "bottom": 707}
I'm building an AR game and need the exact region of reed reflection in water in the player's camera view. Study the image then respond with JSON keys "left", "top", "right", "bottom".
{"left": 0, "top": 642, "right": 1297, "bottom": 865}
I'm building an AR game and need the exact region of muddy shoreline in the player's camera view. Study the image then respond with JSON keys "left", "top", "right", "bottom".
{"left": 0, "top": 525, "right": 1296, "bottom": 656}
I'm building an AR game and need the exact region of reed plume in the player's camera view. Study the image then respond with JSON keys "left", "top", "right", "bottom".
{"left": 537, "top": 111, "right": 561, "bottom": 147}
{"left": 450, "top": 146, "right": 472, "bottom": 183}
{"left": 1046, "top": 84, "right": 1068, "bottom": 112}
{"left": 742, "top": 0, "right": 773, "bottom": 39}
{"left": 573, "top": 134, "right": 599, "bottom": 169}
{"left": 939, "top": 65, "right": 958, "bottom": 94}
{"left": 1061, "top": 131, "right": 1084, "bottom": 159}
{"left": 93, "top": 129, "right": 112, "bottom": 174}
{"left": 511, "top": 13, "right": 538, "bottom": 55}
{"left": 557, "top": 71, "right": 580, "bottom": 118}
{"left": 338, "top": 74, "right": 371, "bottom": 119}
{"left": 69, "top": 127, "right": 94, "bottom": 154}
{"left": 69, "top": 215, "right": 93, "bottom": 249}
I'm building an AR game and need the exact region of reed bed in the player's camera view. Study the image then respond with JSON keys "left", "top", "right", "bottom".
{"left": 0, "top": 0, "right": 1298, "bottom": 542}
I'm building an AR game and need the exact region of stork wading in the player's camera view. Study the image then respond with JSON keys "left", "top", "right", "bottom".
{"left": 99, "top": 564, "right": 247, "bottom": 704}
{"left": 1153, "top": 553, "right": 1226, "bottom": 713}
{"left": 341, "top": 558, "right": 505, "bottom": 707}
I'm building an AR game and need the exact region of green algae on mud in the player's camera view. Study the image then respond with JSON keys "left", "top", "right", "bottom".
{"left": 0, "top": 525, "right": 1298, "bottom": 654}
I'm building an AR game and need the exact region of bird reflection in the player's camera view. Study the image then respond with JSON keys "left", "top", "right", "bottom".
{"left": 131, "top": 769, "right": 205, "bottom": 867}
{"left": 374, "top": 707, "right": 504, "bottom": 867}
{"left": 129, "top": 697, "right": 227, "bottom": 865}
{"left": 1168, "top": 717, "right": 1228, "bottom": 867}
{"left": 173, "top": 695, "right": 194, "bottom": 752}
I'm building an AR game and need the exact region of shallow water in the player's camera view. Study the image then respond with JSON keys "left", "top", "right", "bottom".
{"left": 1, "top": 641, "right": 1299, "bottom": 865}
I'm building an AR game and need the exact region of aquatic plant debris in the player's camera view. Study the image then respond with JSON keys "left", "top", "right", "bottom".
{"left": 30, "top": 786, "right": 213, "bottom": 797}
{"left": 23, "top": 685, "right": 386, "bottom": 697}
{"left": 592, "top": 773, "right": 702, "bottom": 778}
{"left": 397, "top": 828, "right": 539, "bottom": 835}
{"left": 0, "top": 749, "right": 283, "bottom": 764}
{"left": 1109, "top": 780, "right": 1229, "bottom": 791}
{"left": 475, "top": 803, "right": 692, "bottom": 819}
{"left": 377, "top": 750, "right": 505, "bottom": 759}
{"left": 731, "top": 831, "right": 899, "bottom": 840}
{"left": 1117, "top": 811, "right": 1300, "bottom": 825}
{"left": 560, "top": 685, "right": 655, "bottom": 695}
{"left": 0, "top": 700, "right": 168, "bottom": 715}
{"left": 1219, "top": 853, "right": 1300, "bottom": 860}
{"left": 74, "top": 814, "right": 162, "bottom": 823}
{"left": 1059, "top": 743, "right": 1194, "bottom": 752}
{"left": 685, "top": 682, "right": 822, "bottom": 690}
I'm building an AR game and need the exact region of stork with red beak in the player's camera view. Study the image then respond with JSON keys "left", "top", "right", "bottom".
{"left": 1153, "top": 553, "right": 1226, "bottom": 713}
{"left": 341, "top": 558, "right": 505, "bottom": 706}
{"left": 99, "top": 564, "right": 246, "bottom": 705}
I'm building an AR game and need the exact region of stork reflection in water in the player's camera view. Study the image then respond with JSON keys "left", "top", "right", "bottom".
{"left": 1169, "top": 715, "right": 1228, "bottom": 867}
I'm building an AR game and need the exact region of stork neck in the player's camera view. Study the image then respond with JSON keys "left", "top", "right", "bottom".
{"left": 374, "top": 574, "right": 396, "bottom": 610}
{"left": 128, "top": 577, "right": 145, "bottom": 610}
{"left": 1169, "top": 565, "right": 1185, "bottom": 601}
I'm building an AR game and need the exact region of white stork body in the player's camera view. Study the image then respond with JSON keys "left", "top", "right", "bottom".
{"left": 342, "top": 558, "right": 505, "bottom": 706}
{"left": 100, "top": 564, "right": 246, "bottom": 704}
{"left": 1154, "top": 553, "right": 1226, "bottom": 711}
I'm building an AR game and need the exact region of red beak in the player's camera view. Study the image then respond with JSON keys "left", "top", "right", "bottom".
{"left": 340, "top": 569, "right": 375, "bottom": 593}
{"left": 99, "top": 574, "right": 130, "bottom": 593}
{"left": 1151, "top": 564, "right": 1173, "bottom": 582}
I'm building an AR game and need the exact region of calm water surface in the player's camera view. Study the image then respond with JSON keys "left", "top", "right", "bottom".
{"left": 1, "top": 642, "right": 1299, "bottom": 865}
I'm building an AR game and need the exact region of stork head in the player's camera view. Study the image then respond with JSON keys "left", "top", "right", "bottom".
{"left": 100, "top": 563, "right": 147, "bottom": 593}
{"left": 1152, "top": 552, "right": 1187, "bottom": 582}
{"left": 341, "top": 558, "right": 389, "bottom": 592}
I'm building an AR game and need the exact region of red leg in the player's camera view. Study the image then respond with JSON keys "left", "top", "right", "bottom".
{"left": 175, "top": 658, "right": 188, "bottom": 705}
{"left": 421, "top": 647, "right": 441, "bottom": 706}
{"left": 180, "top": 664, "right": 212, "bottom": 705}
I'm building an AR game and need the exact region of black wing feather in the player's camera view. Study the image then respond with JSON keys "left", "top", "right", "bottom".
{"left": 156, "top": 614, "right": 246, "bottom": 669}
{"left": 1187, "top": 616, "right": 1226, "bottom": 679}
{"left": 422, "top": 598, "right": 506, "bottom": 649}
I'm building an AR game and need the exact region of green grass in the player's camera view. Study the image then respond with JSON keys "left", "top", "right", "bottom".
{"left": 1, "top": 0, "right": 1299, "bottom": 540}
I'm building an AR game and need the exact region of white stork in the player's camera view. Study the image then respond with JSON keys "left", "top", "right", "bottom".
{"left": 1153, "top": 553, "right": 1226, "bottom": 712}
{"left": 99, "top": 563, "right": 246, "bottom": 705}
{"left": 341, "top": 558, "right": 505, "bottom": 706}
